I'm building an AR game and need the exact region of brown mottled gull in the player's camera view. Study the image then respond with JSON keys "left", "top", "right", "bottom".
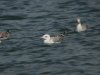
{"left": 41, "top": 34, "right": 64, "bottom": 44}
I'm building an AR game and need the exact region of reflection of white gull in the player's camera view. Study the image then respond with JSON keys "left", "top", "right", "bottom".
{"left": 0, "top": 30, "right": 10, "bottom": 43}
{"left": 76, "top": 18, "right": 87, "bottom": 32}
{"left": 41, "top": 34, "right": 64, "bottom": 44}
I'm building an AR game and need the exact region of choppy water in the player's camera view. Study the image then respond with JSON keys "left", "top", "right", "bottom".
{"left": 0, "top": 0, "right": 100, "bottom": 75}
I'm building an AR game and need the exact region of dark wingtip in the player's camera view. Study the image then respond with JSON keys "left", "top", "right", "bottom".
{"left": 59, "top": 34, "right": 65, "bottom": 37}
{"left": 61, "top": 30, "right": 67, "bottom": 35}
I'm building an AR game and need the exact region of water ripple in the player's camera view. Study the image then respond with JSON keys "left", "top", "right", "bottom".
{"left": 0, "top": 0, "right": 100, "bottom": 75}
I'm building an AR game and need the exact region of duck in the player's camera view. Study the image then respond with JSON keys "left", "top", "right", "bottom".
{"left": 76, "top": 18, "right": 87, "bottom": 32}
{"left": 41, "top": 34, "right": 64, "bottom": 44}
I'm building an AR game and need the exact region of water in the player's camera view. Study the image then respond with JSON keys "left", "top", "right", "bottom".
{"left": 0, "top": 0, "right": 100, "bottom": 75}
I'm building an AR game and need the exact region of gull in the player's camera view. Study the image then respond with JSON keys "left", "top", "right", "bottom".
{"left": 0, "top": 30, "right": 10, "bottom": 43}
{"left": 41, "top": 34, "right": 64, "bottom": 44}
{"left": 76, "top": 18, "right": 87, "bottom": 32}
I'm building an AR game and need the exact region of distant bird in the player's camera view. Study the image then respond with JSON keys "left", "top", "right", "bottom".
{"left": 76, "top": 18, "right": 87, "bottom": 32}
{"left": 0, "top": 30, "right": 10, "bottom": 43}
{"left": 41, "top": 34, "right": 64, "bottom": 44}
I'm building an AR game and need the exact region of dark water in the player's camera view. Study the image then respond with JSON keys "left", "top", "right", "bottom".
{"left": 0, "top": 0, "right": 100, "bottom": 75}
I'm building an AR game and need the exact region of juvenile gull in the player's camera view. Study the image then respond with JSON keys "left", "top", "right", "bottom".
{"left": 41, "top": 34, "right": 64, "bottom": 44}
{"left": 0, "top": 30, "right": 10, "bottom": 43}
{"left": 76, "top": 18, "right": 87, "bottom": 32}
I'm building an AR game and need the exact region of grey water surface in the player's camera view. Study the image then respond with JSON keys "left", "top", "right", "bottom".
{"left": 0, "top": 0, "right": 100, "bottom": 75}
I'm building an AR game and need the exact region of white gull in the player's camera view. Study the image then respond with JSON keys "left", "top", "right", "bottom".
{"left": 76, "top": 18, "right": 87, "bottom": 32}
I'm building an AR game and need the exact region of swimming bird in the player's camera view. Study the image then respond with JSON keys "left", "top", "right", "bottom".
{"left": 41, "top": 34, "right": 64, "bottom": 44}
{"left": 76, "top": 18, "right": 87, "bottom": 32}
{"left": 0, "top": 30, "right": 10, "bottom": 43}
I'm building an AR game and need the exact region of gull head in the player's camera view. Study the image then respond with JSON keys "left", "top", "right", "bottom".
{"left": 77, "top": 18, "right": 81, "bottom": 23}
{"left": 41, "top": 34, "right": 50, "bottom": 40}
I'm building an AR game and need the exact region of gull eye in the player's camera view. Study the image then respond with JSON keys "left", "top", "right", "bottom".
{"left": 45, "top": 36, "right": 48, "bottom": 38}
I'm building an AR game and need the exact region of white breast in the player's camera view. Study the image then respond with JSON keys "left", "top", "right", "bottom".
{"left": 77, "top": 24, "right": 83, "bottom": 32}
{"left": 44, "top": 39, "right": 54, "bottom": 44}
